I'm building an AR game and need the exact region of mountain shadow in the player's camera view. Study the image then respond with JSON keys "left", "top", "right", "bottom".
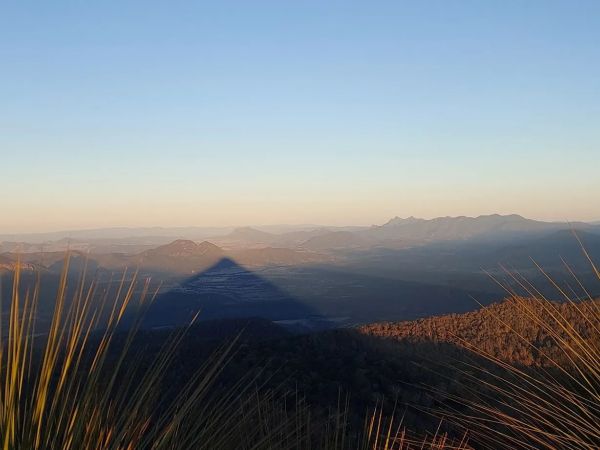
{"left": 143, "top": 258, "right": 318, "bottom": 329}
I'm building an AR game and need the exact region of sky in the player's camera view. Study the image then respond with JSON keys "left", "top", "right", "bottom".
{"left": 1, "top": 1, "right": 599, "bottom": 233}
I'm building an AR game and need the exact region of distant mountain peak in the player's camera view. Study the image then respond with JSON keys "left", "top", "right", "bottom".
{"left": 226, "top": 227, "right": 276, "bottom": 242}
{"left": 363, "top": 213, "right": 571, "bottom": 243}
{"left": 162, "top": 239, "right": 198, "bottom": 250}
{"left": 195, "top": 240, "right": 224, "bottom": 255}
{"left": 382, "top": 216, "right": 422, "bottom": 227}
{"left": 474, "top": 213, "right": 527, "bottom": 221}
{"left": 145, "top": 239, "right": 223, "bottom": 257}
{"left": 382, "top": 214, "right": 532, "bottom": 228}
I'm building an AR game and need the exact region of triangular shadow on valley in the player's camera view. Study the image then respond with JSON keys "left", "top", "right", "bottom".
{"left": 142, "top": 258, "right": 318, "bottom": 329}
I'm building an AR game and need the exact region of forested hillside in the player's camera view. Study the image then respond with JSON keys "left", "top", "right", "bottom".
{"left": 360, "top": 297, "right": 600, "bottom": 365}
{"left": 141, "top": 296, "right": 599, "bottom": 443}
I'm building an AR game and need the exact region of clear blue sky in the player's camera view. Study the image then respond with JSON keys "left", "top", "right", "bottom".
{"left": 1, "top": 1, "right": 599, "bottom": 232}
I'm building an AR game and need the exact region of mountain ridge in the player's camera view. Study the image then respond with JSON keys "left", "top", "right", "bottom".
{"left": 3, "top": 213, "right": 598, "bottom": 245}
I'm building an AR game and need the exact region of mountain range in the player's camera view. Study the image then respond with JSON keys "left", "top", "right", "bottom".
{"left": 2, "top": 214, "right": 599, "bottom": 332}
{"left": 216, "top": 214, "right": 600, "bottom": 249}
{"left": 5, "top": 214, "right": 597, "bottom": 253}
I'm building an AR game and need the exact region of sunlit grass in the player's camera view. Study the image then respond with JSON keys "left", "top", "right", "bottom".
{"left": 433, "top": 234, "right": 600, "bottom": 449}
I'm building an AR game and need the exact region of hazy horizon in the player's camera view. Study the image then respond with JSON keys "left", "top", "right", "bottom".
{"left": 1, "top": 212, "right": 599, "bottom": 236}
{"left": 2, "top": 1, "right": 599, "bottom": 233}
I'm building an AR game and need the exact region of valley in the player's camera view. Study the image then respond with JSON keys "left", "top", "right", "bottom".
{"left": 2, "top": 214, "right": 599, "bottom": 334}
